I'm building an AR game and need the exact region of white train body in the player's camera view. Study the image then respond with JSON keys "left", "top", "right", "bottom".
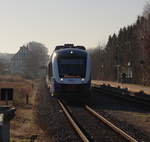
{"left": 47, "top": 44, "right": 91, "bottom": 97}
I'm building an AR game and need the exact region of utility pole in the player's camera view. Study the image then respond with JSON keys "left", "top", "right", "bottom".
{"left": 141, "top": 35, "right": 145, "bottom": 84}
{"left": 116, "top": 45, "right": 120, "bottom": 82}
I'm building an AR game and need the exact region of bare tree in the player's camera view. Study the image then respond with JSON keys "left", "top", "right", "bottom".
{"left": 143, "top": 1, "right": 150, "bottom": 18}
{"left": 25, "top": 41, "right": 49, "bottom": 79}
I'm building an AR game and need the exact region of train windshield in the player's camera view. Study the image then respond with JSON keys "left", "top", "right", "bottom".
{"left": 58, "top": 58, "right": 86, "bottom": 78}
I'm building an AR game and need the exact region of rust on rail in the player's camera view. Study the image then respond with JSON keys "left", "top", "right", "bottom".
{"left": 85, "top": 105, "right": 138, "bottom": 142}
{"left": 57, "top": 99, "right": 90, "bottom": 142}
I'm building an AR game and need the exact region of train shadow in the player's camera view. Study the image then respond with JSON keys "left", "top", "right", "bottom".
{"left": 60, "top": 96, "right": 88, "bottom": 107}
{"left": 90, "top": 89, "right": 150, "bottom": 113}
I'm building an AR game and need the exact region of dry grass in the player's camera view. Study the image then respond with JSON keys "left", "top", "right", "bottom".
{"left": 0, "top": 75, "right": 45, "bottom": 142}
{"left": 0, "top": 75, "right": 33, "bottom": 106}
{"left": 92, "top": 80, "right": 150, "bottom": 94}
{"left": 10, "top": 105, "right": 45, "bottom": 142}
{"left": 0, "top": 75, "right": 31, "bottom": 83}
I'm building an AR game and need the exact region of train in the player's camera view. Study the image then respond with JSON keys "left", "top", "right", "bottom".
{"left": 46, "top": 44, "right": 91, "bottom": 98}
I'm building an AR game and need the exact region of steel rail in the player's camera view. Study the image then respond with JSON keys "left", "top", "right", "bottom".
{"left": 57, "top": 99, "right": 90, "bottom": 142}
{"left": 85, "top": 105, "right": 138, "bottom": 142}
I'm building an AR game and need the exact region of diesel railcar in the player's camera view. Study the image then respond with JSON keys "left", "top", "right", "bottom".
{"left": 46, "top": 44, "right": 91, "bottom": 97}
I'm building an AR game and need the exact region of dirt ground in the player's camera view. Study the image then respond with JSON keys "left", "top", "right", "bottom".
{"left": 10, "top": 105, "right": 44, "bottom": 142}
{"left": 0, "top": 75, "right": 45, "bottom": 142}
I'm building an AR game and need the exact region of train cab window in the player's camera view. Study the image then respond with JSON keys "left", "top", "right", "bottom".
{"left": 58, "top": 57, "right": 86, "bottom": 78}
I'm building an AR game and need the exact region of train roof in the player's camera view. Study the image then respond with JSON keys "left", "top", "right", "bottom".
{"left": 54, "top": 44, "right": 86, "bottom": 51}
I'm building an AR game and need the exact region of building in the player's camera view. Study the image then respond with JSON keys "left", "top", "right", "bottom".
{"left": 10, "top": 42, "right": 48, "bottom": 78}
{"left": 10, "top": 45, "right": 30, "bottom": 75}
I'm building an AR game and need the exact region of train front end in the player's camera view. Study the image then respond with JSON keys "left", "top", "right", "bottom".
{"left": 52, "top": 45, "right": 91, "bottom": 97}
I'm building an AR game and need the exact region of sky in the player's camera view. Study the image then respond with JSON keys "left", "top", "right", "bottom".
{"left": 0, "top": 0, "right": 147, "bottom": 54}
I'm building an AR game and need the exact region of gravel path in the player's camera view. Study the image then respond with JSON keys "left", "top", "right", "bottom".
{"left": 34, "top": 81, "right": 82, "bottom": 142}
{"left": 90, "top": 89, "right": 150, "bottom": 142}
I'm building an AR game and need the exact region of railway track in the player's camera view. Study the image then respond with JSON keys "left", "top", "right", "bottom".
{"left": 57, "top": 98, "right": 138, "bottom": 142}
{"left": 92, "top": 85, "right": 150, "bottom": 107}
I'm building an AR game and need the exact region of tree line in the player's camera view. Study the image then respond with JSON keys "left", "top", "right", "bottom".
{"left": 90, "top": 4, "right": 150, "bottom": 86}
{"left": 24, "top": 41, "right": 49, "bottom": 79}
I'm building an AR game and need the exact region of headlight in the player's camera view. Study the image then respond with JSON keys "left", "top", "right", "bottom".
{"left": 0, "top": 114, "right": 4, "bottom": 125}
{"left": 81, "top": 78, "right": 85, "bottom": 81}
